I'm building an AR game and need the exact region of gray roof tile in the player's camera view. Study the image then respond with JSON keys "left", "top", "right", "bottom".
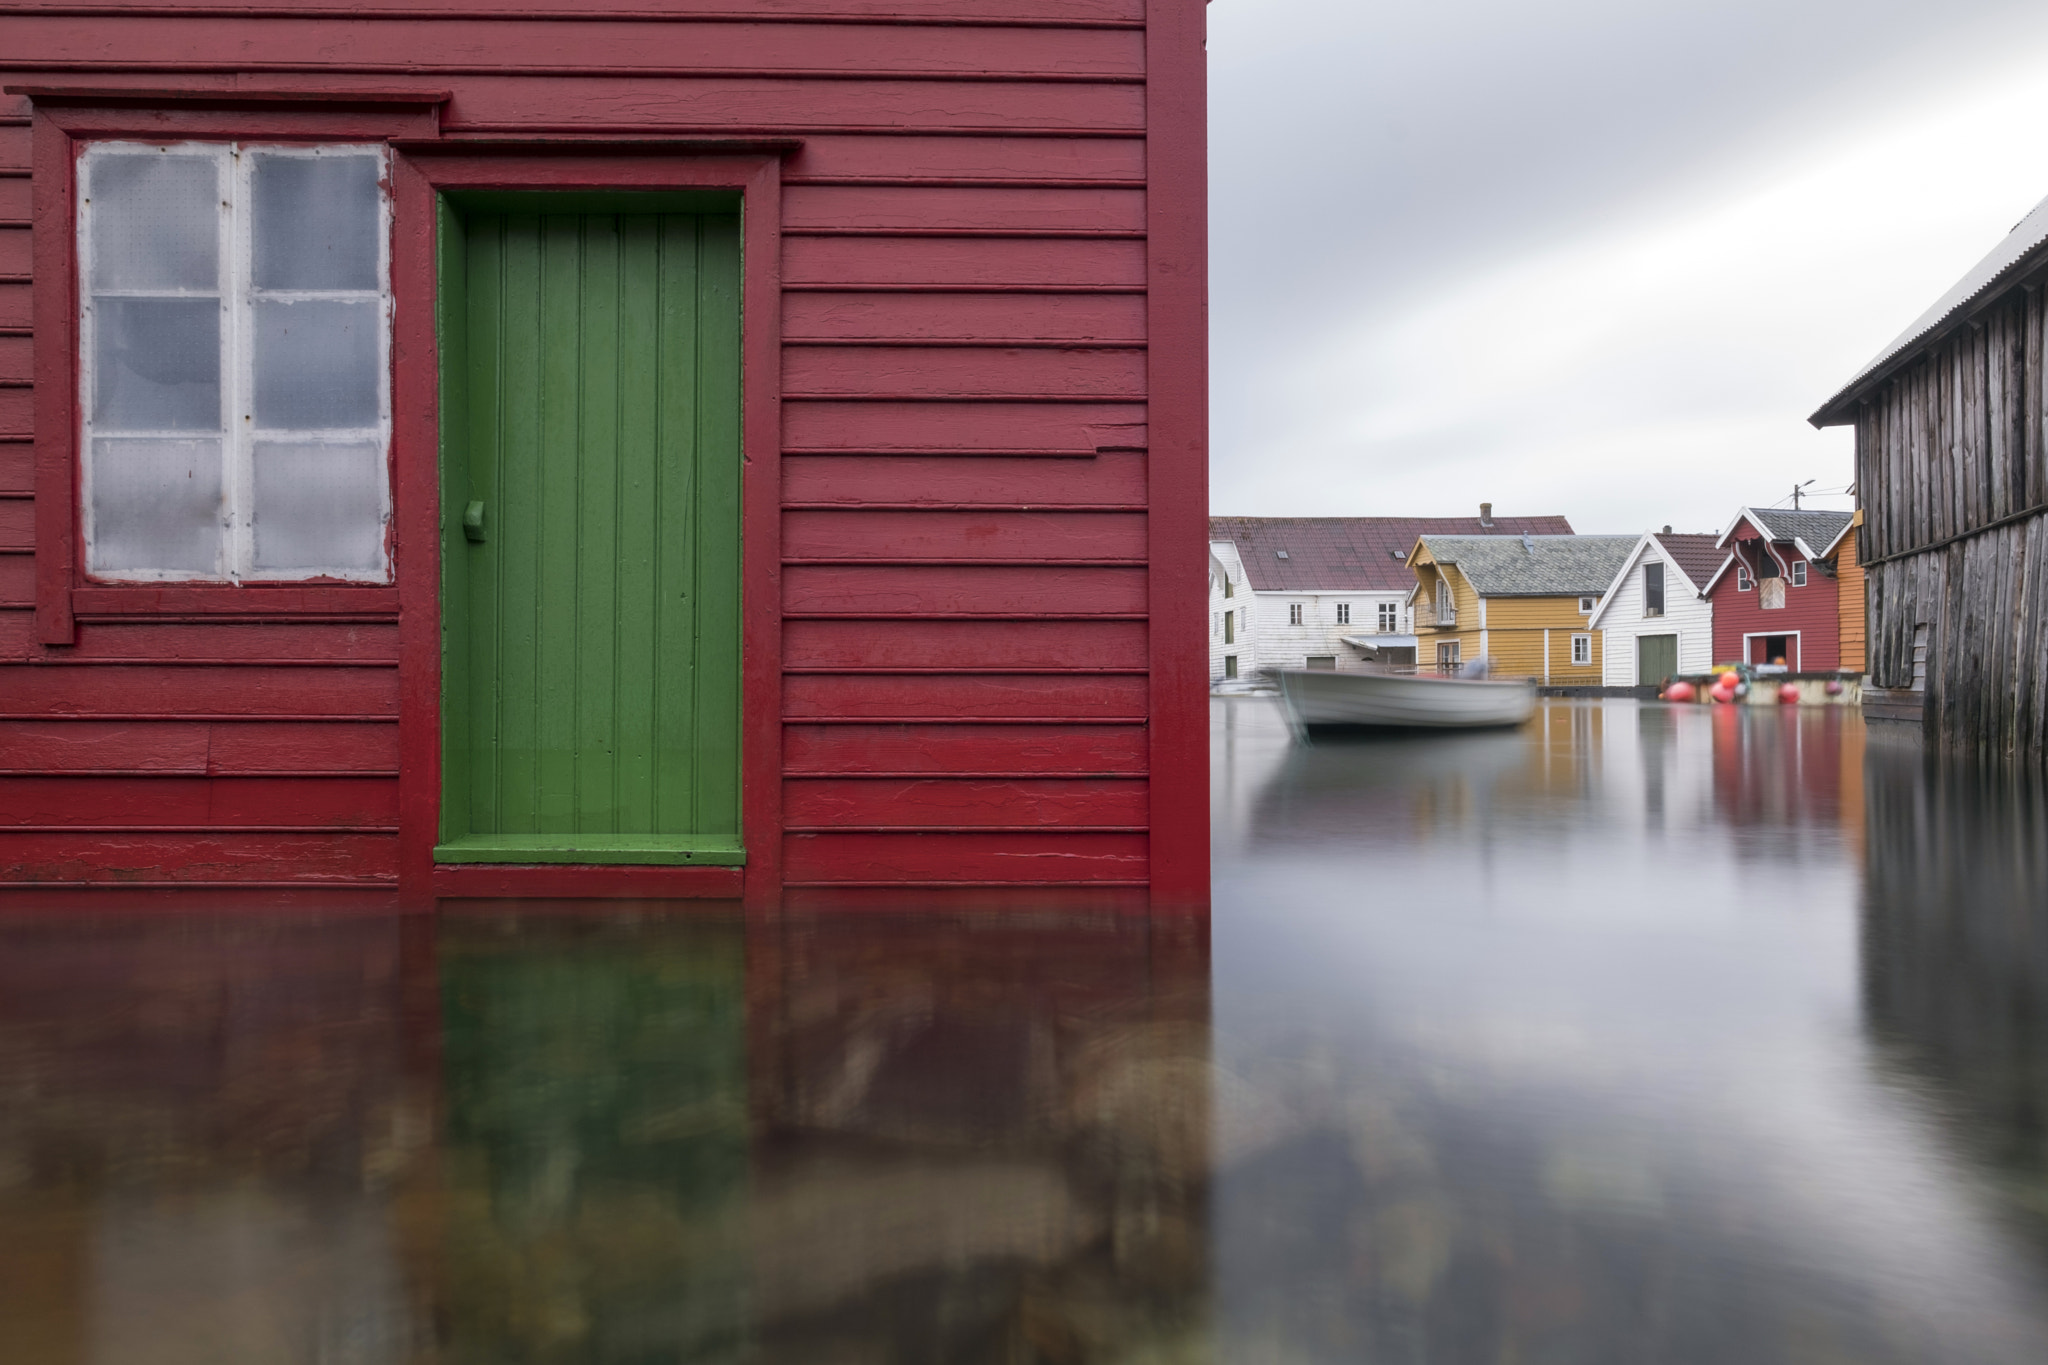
{"left": 1420, "top": 534, "right": 1639, "bottom": 597}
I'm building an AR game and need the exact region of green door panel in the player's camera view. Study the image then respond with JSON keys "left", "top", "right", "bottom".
{"left": 438, "top": 201, "right": 743, "bottom": 864}
{"left": 1638, "top": 633, "right": 1679, "bottom": 687}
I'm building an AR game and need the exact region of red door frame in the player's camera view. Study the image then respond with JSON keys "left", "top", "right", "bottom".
{"left": 388, "top": 145, "right": 788, "bottom": 906}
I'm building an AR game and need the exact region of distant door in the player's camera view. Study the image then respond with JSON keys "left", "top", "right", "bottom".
{"left": 1637, "top": 634, "right": 1678, "bottom": 686}
{"left": 437, "top": 199, "right": 743, "bottom": 865}
{"left": 1305, "top": 655, "right": 1337, "bottom": 671}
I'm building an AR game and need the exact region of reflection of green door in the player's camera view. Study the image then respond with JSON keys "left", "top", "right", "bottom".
{"left": 436, "top": 197, "right": 742, "bottom": 864}
{"left": 1638, "top": 633, "right": 1679, "bottom": 685}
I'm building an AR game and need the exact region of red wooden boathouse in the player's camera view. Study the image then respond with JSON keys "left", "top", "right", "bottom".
{"left": 1701, "top": 507, "right": 1854, "bottom": 673}
{"left": 0, "top": 1, "right": 1209, "bottom": 906}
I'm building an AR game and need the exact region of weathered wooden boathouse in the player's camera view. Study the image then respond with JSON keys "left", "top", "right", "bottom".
{"left": 0, "top": 1, "right": 1210, "bottom": 904}
{"left": 1812, "top": 196, "right": 2048, "bottom": 757}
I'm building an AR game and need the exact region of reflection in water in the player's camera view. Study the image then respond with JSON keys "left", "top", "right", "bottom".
{"left": 6, "top": 700, "right": 2048, "bottom": 1361}
{"left": 0, "top": 911, "right": 1208, "bottom": 1363}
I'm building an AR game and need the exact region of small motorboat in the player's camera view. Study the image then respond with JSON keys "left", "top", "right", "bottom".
{"left": 1274, "top": 667, "right": 1536, "bottom": 732}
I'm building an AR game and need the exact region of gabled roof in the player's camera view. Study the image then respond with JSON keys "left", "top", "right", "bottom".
{"left": 1585, "top": 532, "right": 1723, "bottom": 628}
{"left": 1813, "top": 190, "right": 2048, "bottom": 426}
{"left": 1713, "top": 507, "right": 1852, "bottom": 558}
{"left": 1208, "top": 514, "right": 1573, "bottom": 592}
{"left": 1654, "top": 532, "right": 1726, "bottom": 590}
{"left": 1414, "top": 534, "right": 1637, "bottom": 598}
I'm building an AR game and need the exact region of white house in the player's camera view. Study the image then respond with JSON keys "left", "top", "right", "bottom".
{"left": 1587, "top": 530, "right": 1725, "bottom": 687}
{"left": 1209, "top": 509, "right": 1574, "bottom": 684}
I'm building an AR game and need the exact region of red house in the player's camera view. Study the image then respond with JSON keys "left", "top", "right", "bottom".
{"left": 1701, "top": 507, "right": 1855, "bottom": 672}
{"left": 0, "top": 2, "right": 1209, "bottom": 907}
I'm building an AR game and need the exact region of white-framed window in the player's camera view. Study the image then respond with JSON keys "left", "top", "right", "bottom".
{"left": 1223, "top": 610, "right": 1234, "bottom": 645}
{"left": 79, "top": 141, "right": 392, "bottom": 582}
{"left": 1223, "top": 655, "right": 1237, "bottom": 680}
{"left": 1378, "top": 601, "right": 1398, "bottom": 632}
{"left": 1435, "top": 580, "right": 1453, "bottom": 622}
{"left": 1737, "top": 565, "right": 1752, "bottom": 591}
{"left": 1790, "top": 559, "right": 1807, "bottom": 587}
{"left": 1335, "top": 602, "right": 1350, "bottom": 625}
{"left": 1571, "top": 633, "right": 1592, "bottom": 666}
{"left": 1643, "top": 561, "right": 1664, "bottom": 617}
{"left": 1289, "top": 602, "right": 1303, "bottom": 626}
{"left": 1223, "top": 576, "right": 1233, "bottom": 599}
{"left": 1578, "top": 596, "right": 1596, "bottom": 613}
{"left": 1305, "top": 655, "right": 1337, "bottom": 671}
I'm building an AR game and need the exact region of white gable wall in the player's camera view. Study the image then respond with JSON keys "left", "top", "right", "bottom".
{"left": 1597, "top": 541, "right": 1715, "bottom": 685}
{"left": 1207, "top": 541, "right": 1418, "bottom": 682}
{"left": 1208, "top": 540, "right": 1252, "bottom": 680}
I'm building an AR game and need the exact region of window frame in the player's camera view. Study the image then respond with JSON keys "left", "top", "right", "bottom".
{"left": 1790, "top": 559, "right": 1807, "bottom": 587}
{"left": 1288, "top": 601, "right": 1303, "bottom": 626}
{"left": 1335, "top": 601, "right": 1350, "bottom": 625}
{"left": 1737, "top": 564, "right": 1752, "bottom": 592}
{"left": 76, "top": 139, "right": 395, "bottom": 586}
{"left": 1570, "top": 633, "right": 1592, "bottom": 667}
{"left": 27, "top": 95, "right": 438, "bottom": 640}
{"left": 1377, "top": 601, "right": 1399, "bottom": 632}
{"left": 1578, "top": 595, "right": 1596, "bottom": 614}
{"left": 1223, "top": 609, "right": 1234, "bottom": 645}
{"left": 1642, "top": 560, "right": 1664, "bottom": 617}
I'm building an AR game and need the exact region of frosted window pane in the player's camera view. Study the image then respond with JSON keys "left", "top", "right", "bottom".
{"left": 252, "top": 300, "right": 379, "bottom": 428}
{"left": 90, "top": 438, "right": 222, "bottom": 575}
{"left": 251, "top": 154, "right": 381, "bottom": 290}
{"left": 93, "top": 298, "right": 221, "bottom": 430}
{"left": 251, "top": 442, "right": 387, "bottom": 574}
{"left": 88, "top": 153, "right": 218, "bottom": 291}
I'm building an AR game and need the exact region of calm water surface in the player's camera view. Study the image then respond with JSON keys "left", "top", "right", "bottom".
{"left": 3, "top": 698, "right": 2046, "bottom": 1363}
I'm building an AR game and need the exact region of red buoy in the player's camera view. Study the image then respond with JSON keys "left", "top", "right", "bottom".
{"left": 1778, "top": 683, "right": 1801, "bottom": 705}
{"left": 1665, "top": 680, "right": 1697, "bottom": 703}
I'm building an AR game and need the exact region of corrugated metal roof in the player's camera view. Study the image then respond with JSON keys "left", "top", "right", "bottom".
{"left": 1420, "top": 534, "right": 1638, "bottom": 597}
{"left": 1812, "top": 190, "right": 2048, "bottom": 424}
{"left": 1652, "top": 532, "right": 1726, "bottom": 592}
{"left": 1209, "top": 514, "right": 1573, "bottom": 592}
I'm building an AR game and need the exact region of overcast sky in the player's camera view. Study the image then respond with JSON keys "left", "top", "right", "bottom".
{"left": 1207, "top": 0, "right": 2048, "bottom": 534}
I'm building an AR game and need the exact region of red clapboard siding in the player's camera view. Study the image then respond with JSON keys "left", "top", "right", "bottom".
{"left": 0, "top": 666, "right": 400, "bottom": 716}
{"left": 784, "top": 509, "right": 1144, "bottom": 559}
{"left": 783, "top": 345, "right": 1145, "bottom": 399}
{"left": 784, "top": 776, "right": 1146, "bottom": 826}
{"left": 61, "top": 620, "right": 400, "bottom": 663}
{"left": 783, "top": 451, "right": 1148, "bottom": 505}
{"left": 784, "top": 722, "right": 1147, "bottom": 773}
{"left": 0, "top": 19, "right": 1145, "bottom": 78}
{"left": 785, "top": 237, "right": 1144, "bottom": 287}
{"left": 790, "top": 135, "right": 1146, "bottom": 183}
{"left": 783, "top": 401, "right": 1144, "bottom": 452}
{"left": 0, "top": 124, "right": 28, "bottom": 166}
{"left": 0, "top": 775, "right": 399, "bottom": 828}
{"left": 48, "top": 0, "right": 1146, "bottom": 17}
{"left": 782, "top": 186, "right": 1144, "bottom": 232}
{"left": 0, "top": 608, "right": 33, "bottom": 657}
{"left": 784, "top": 564, "right": 1146, "bottom": 615}
{"left": 0, "top": 284, "right": 29, "bottom": 331}
{"left": 0, "top": 441, "right": 30, "bottom": 493}
{"left": 0, "top": 720, "right": 398, "bottom": 774}
{"left": 784, "top": 619, "right": 1145, "bottom": 669}
{"left": 445, "top": 76, "right": 1146, "bottom": 132}
{"left": 0, "top": 179, "right": 28, "bottom": 222}
{"left": 783, "top": 672, "right": 1149, "bottom": 718}
{"left": 0, "top": 554, "right": 33, "bottom": 608}
{"left": 0, "top": 335, "right": 29, "bottom": 382}
{"left": 0, "top": 499, "right": 32, "bottom": 552}
{"left": 0, "top": 228, "right": 26, "bottom": 277}
{"left": 0, "top": 389, "right": 30, "bottom": 441}
{"left": 783, "top": 293, "right": 1146, "bottom": 342}
{"left": 783, "top": 830, "right": 1147, "bottom": 883}
{"left": 0, "top": 831, "right": 397, "bottom": 883}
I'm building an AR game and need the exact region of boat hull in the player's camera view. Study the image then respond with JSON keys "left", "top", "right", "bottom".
{"left": 1275, "top": 669, "right": 1536, "bottom": 731}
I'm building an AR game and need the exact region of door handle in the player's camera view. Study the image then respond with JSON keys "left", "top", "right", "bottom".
{"left": 463, "top": 500, "right": 487, "bottom": 543}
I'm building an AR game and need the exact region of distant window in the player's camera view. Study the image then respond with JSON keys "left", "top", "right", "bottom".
{"left": 1224, "top": 610, "right": 1234, "bottom": 645}
{"left": 1224, "top": 655, "right": 1238, "bottom": 679}
{"left": 1436, "top": 640, "right": 1461, "bottom": 670}
{"left": 1435, "top": 580, "right": 1453, "bottom": 621}
{"left": 1305, "top": 655, "right": 1337, "bottom": 671}
{"left": 1791, "top": 559, "right": 1807, "bottom": 587}
{"left": 1737, "top": 565, "right": 1752, "bottom": 592}
{"left": 1223, "top": 576, "right": 1233, "bottom": 598}
{"left": 1289, "top": 602, "right": 1303, "bottom": 626}
{"left": 1336, "top": 602, "right": 1350, "bottom": 625}
{"left": 1643, "top": 561, "right": 1665, "bottom": 617}
{"left": 1571, "top": 633, "right": 1592, "bottom": 666}
{"left": 1579, "top": 596, "right": 1596, "bottom": 613}
{"left": 1275, "top": 549, "right": 1289, "bottom": 560}
{"left": 1378, "top": 601, "right": 1399, "bottom": 632}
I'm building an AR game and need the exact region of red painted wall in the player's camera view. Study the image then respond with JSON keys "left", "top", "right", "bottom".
{"left": 1706, "top": 526, "right": 1841, "bottom": 672}
{"left": 0, "top": 0, "right": 1208, "bottom": 905}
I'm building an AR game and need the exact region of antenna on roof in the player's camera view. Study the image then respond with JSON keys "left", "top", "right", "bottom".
{"left": 1790, "top": 479, "right": 1814, "bottom": 510}
{"left": 1520, "top": 533, "right": 1533, "bottom": 553}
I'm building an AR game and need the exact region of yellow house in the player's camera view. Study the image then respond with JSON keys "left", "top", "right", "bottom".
{"left": 1408, "top": 534, "right": 1638, "bottom": 683}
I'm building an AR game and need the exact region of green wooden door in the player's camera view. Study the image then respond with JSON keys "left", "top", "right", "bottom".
{"left": 437, "top": 197, "right": 742, "bottom": 864}
{"left": 1638, "top": 633, "right": 1679, "bottom": 687}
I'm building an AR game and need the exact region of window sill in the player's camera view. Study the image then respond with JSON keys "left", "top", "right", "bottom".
{"left": 72, "top": 584, "right": 399, "bottom": 620}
